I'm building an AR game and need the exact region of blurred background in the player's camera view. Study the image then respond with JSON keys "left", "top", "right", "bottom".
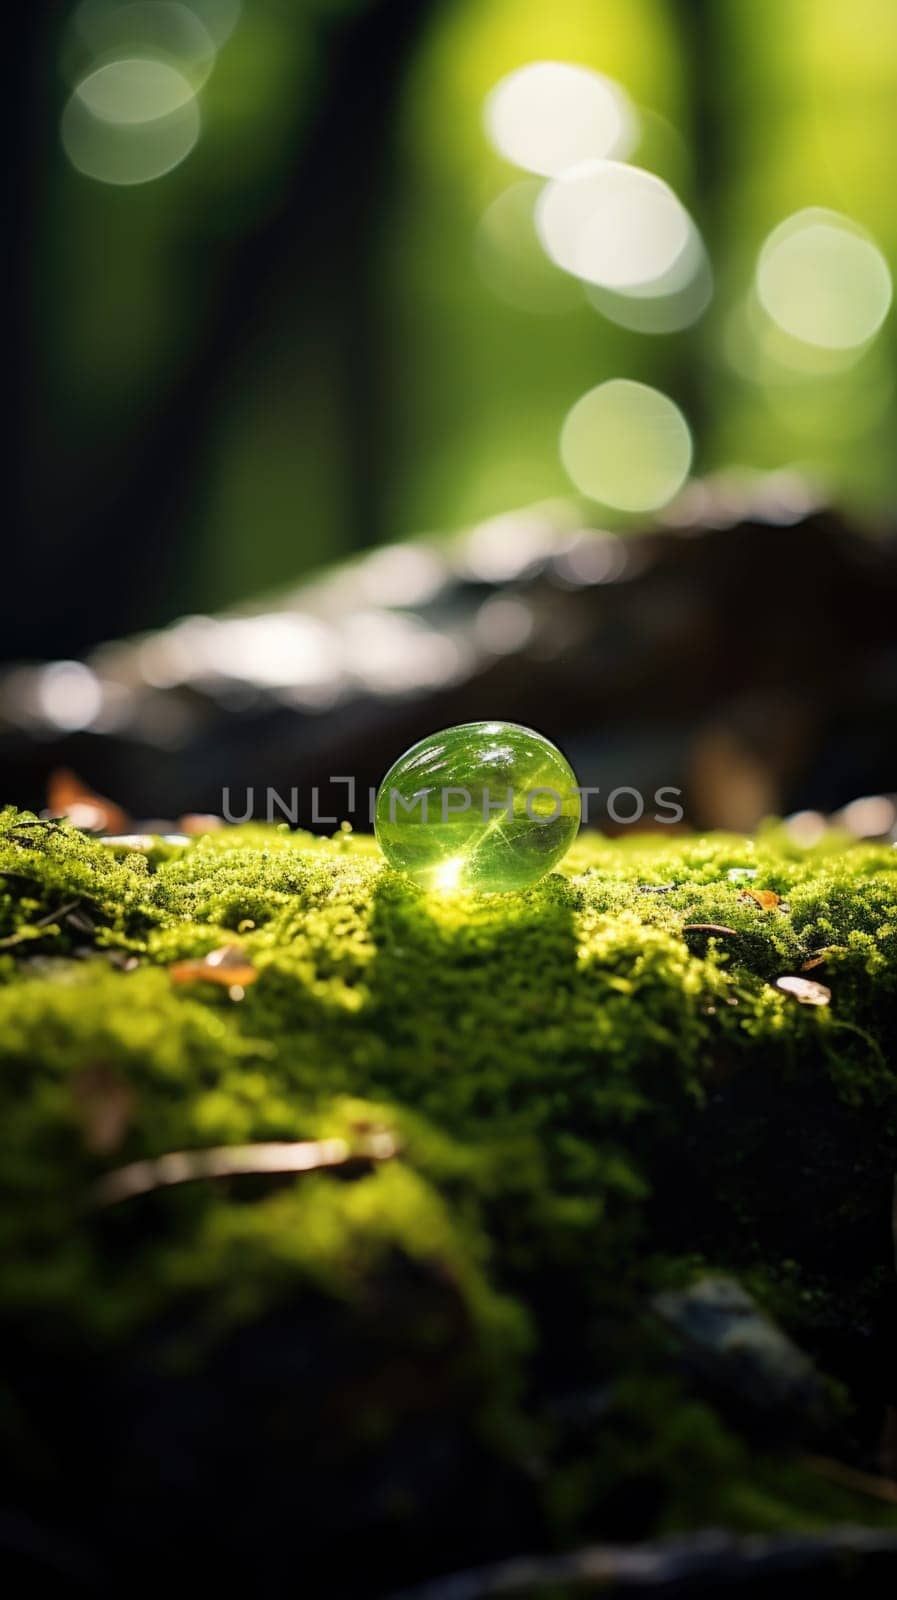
{"left": 3, "top": 0, "right": 897, "bottom": 832}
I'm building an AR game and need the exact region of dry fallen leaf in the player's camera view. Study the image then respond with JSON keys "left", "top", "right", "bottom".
{"left": 775, "top": 975, "right": 831, "bottom": 1007}
{"left": 47, "top": 769, "right": 129, "bottom": 835}
{"left": 739, "top": 888, "right": 780, "bottom": 910}
{"left": 801, "top": 951, "right": 833, "bottom": 972}
{"left": 169, "top": 944, "right": 258, "bottom": 999}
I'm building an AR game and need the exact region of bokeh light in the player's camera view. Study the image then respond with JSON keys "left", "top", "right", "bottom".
{"left": 476, "top": 180, "right": 580, "bottom": 314}
{"left": 358, "top": 543, "right": 447, "bottom": 608}
{"left": 784, "top": 810, "right": 827, "bottom": 848}
{"left": 839, "top": 794, "right": 896, "bottom": 838}
{"left": 183, "top": 0, "right": 241, "bottom": 47}
{"left": 483, "top": 61, "right": 637, "bottom": 177}
{"left": 560, "top": 379, "right": 692, "bottom": 511}
{"left": 727, "top": 287, "right": 879, "bottom": 381}
{"left": 462, "top": 507, "right": 570, "bottom": 581}
{"left": 474, "top": 596, "right": 535, "bottom": 654}
{"left": 536, "top": 160, "right": 692, "bottom": 290}
{"left": 62, "top": 59, "right": 201, "bottom": 185}
{"left": 341, "top": 611, "right": 467, "bottom": 694}
{"left": 69, "top": 2, "right": 217, "bottom": 89}
{"left": 209, "top": 614, "right": 341, "bottom": 692}
{"left": 585, "top": 223, "right": 713, "bottom": 333}
{"left": 76, "top": 57, "right": 198, "bottom": 122}
{"left": 551, "top": 530, "right": 628, "bottom": 585}
{"left": 756, "top": 209, "right": 892, "bottom": 351}
{"left": 35, "top": 661, "right": 104, "bottom": 732}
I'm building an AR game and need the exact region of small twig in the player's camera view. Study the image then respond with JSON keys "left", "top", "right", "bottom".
{"left": 682, "top": 923, "right": 738, "bottom": 936}
{"left": 92, "top": 1131, "right": 399, "bottom": 1208}
{"left": 2, "top": 818, "right": 56, "bottom": 828}
{"left": 1, "top": 818, "right": 68, "bottom": 842}
{"left": 0, "top": 900, "right": 82, "bottom": 950}
{"left": 804, "top": 1454, "right": 897, "bottom": 1507}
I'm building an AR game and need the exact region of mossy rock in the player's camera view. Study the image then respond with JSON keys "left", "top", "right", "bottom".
{"left": 1, "top": 809, "right": 896, "bottom": 1593}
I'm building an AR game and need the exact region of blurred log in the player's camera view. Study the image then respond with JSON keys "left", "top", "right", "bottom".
{"left": 2, "top": 475, "right": 895, "bottom": 830}
{"left": 388, "top": 1527, "right": 897, "bottom": 1599}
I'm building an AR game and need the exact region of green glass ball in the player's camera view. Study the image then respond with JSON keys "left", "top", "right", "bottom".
{"left": 375, "top": 721, "right": 581, "bottom": 893}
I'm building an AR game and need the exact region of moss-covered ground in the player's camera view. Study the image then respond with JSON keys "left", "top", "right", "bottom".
{"left": 1, "top": 808, "right": 896, "bottom": 1589}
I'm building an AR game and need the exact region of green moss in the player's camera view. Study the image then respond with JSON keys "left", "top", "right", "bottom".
{"left": 547, "top": 1372, "right": 897, "bottom": 1538}
{"left": 1, "top": 809, "right": 896, "bottom": 1546}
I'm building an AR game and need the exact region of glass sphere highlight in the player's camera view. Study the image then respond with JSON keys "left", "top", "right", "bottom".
{"left": 375, "top": 721, "right": 581, "bottom": 893}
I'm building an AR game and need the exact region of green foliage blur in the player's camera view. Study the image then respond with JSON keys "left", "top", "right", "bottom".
{"left": 35, "top": 0, "right": 897, "bottom": 624}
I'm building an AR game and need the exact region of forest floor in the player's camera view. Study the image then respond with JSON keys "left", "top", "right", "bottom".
{"left": 1, "top": 811, "right": 897, "bottom": 1593}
